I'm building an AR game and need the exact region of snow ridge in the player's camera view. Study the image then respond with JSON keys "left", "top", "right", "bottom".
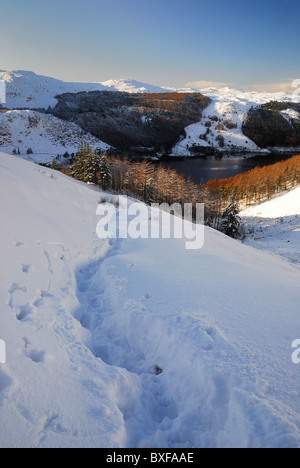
{"left": 0, "top": 70, "right": 169, "bottom": 110}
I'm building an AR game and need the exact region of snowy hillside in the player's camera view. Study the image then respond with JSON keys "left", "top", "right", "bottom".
{"left": 0, "top": 71, "right": 169, "bottom": 109}
{"left": 241, "top": 186, "right": 300, "bottom": 267}
{"left": 1, "top": 153, "right": 300, "bottom": 448}
{"left": 0, "top": 110, "right": 109, "bottom": 164}
{"left": 172, "top": 87, "right": 300, "bottom": 155}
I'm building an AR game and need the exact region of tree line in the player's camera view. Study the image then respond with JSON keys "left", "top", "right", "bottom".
{"left": 52, "top": 145, "right": 300, "bottom": 239}
{"left": 205, "top": 154, "right": 300, "bottom": 207}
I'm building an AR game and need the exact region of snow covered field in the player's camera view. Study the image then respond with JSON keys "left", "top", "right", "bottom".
{"left": 1, "top": 152, "right": 300, "bottom": 448}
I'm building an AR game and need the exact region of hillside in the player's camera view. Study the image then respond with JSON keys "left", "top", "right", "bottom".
{"left": 1, "top": 153, "right": 300, "bottom": 448}
{"left": 1, "top": 71, "right": 300, "bottom": 158}
{"left": 0, "top": 110, "right": 109, "bottom": 164}
{"left": 241, "top": 186, "right": 300, "bottom": 266}
{"left": 0, "top": 71, "right": 169, "bottom": 109}
{"left": 242, "top": 102, "right": 300, "bottom": 149}
{"left": 173, "top": 88, "right": 300, "bottom": 155}
{"left": 52, "top": 91, "right": 211, "bottom": 154}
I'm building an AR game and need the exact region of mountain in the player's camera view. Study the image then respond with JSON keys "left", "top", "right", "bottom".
{"left": 52, "top": 91, "right": 211, "bottom": 155}
{"left": 172, "top": 88, "right": 300, "bottom": 155}
{"left": 1, "top": 70, "right": 300, "bottom": 158}
{"left": 0, "top": 70, "right": 169, "bottom": 109}
{"left": 1, "top": 152, "right": 300, "bottom": 447}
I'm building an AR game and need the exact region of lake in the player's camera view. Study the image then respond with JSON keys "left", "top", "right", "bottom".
{"left": 157, "top": 153, "right": 298, "bottom": 184}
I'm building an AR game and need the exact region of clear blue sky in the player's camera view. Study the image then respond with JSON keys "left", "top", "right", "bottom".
{"left": 1, "top": 0, "right": 300, "bottom": 90}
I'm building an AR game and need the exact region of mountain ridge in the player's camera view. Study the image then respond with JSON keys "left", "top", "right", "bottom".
{"left": 1, "top": 70, "right": 300, "bottom": 158}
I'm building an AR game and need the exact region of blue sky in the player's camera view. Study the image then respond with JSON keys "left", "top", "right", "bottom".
{"left": 1, "top": 0, "right": 300, "bottom": 90}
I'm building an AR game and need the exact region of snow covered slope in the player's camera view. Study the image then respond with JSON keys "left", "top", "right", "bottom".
{"left": 0, "top": 71, "right": 169, "bottom": 109}
{"left": 242, "top": 186, "right": 300, "bottom": 219}
{"left": 0, "top": 110, "right": 109, "bottom": 164}
{"left": 172, "top": 87, "right": 300, "bottom": 155}
{"left": 241, "top": 186, "right": 300, "bottom": 267}
{"left": 1, "top": 153, "right": 300, "bottom": 448}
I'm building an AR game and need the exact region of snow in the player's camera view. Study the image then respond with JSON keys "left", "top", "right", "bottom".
{"left": 1, "top": 71, "right": 300, "bottom": 157}
{"left": 0, "top": 110, "right": 110, "bottom": 164}
{"left": 280, "top": 109, "right": 300, "bottom": 124}
{"left": 1, "top": 153, "right": 300, "bottom": 448}
{"left": 0, "top": 71, "right": 169, "bottom": 110}
{"left": 242, "top": 186, "right": 300, "bottom": 219}
{"left": 101, "top": 79, "right": 169, "bottom": 94}
{"left": 172, "top": 87, "right": 300, "bottom": 156}
{"left": 241, "top": 186, "right": 300, "bottom": 267}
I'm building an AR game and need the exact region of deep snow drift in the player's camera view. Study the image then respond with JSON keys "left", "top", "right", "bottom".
{"left": 1, "top": 153, "right": 300, "bottom": 448}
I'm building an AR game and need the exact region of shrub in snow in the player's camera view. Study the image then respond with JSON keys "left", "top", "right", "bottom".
{"left": 216, "top": 123, "right": 225, "bottom": 132}
{"left": 224, "top": 120, "right": 238, "bottom": 130}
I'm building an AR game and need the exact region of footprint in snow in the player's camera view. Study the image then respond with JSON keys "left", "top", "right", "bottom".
{"left": 16, "top": 304, "right": 33, "bottom": 321}
{"left": 22, "top": 264, "right": 32, "bottom": 274}
{"left": 8, "top": 283, "right": 27, "bottom": 294}
{"left": 0, "top": 370, "right": 12, "bottom": 397}
{"left": 24, "top": 348, "right": 46, "bottom": 364}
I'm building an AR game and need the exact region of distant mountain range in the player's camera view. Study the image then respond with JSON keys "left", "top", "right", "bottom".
{"left": 1, "top": 70, "right": 300, "bottom": 161}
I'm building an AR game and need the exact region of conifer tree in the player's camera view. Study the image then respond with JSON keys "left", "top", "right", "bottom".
{"left": 71, "top": 142, "right": 99, "bottom": 183}
{"left": 221, "top": 192, "right": 242, "bottom": 239}
{"left": 50, "top": 158, "right": 58, "bottom": 171}
{"left": 71, "top": 142, "right": 86, "bottom": 181}
{"left": 98, "top": 154, "right": 111, "bottom": 190}
{"left": 85, "top": 149, "right": 100, "bottom": 184}
{"left": 146, "top": 177, "right": 155, "bottom": 204}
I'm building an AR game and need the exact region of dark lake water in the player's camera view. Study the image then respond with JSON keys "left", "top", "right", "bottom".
{"left": 157, "top": 153, "right": 297, "bottom": 184}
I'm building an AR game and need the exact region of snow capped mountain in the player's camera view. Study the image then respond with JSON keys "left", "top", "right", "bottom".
{"left": 0, "top": 70, "right": 169, "bottom": 109}
{"left": 1, "top": 70, "right": 300, "bottom": 157}
{"left": 1, "top": 153, "right": 300, "bottom": 448}
{"left": 0, "top": 110, "right": 109, "bottom": 164}
{"left": 101, "top": 78, "right": 170, "bottom": 94}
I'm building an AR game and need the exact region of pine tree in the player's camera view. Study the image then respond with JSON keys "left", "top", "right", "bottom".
{"left": 71, "top": 142, "right": 86, "bottom": 181}
{"left": 85, "top": 149, "right": 100, "bottom": 184}
{"left": 50, "top": 158, "right": 58, "bottom": 171}
{"left": 71, "top": 142, "right": 99, "bottom": 183}
{"left": 146, "top": 177, "right": 155, "bottom": 204}
{"left": 221, "top": 192, "right": 242, "bottom": 239}
{"left": 98, "top": 154, "right": 111, "bottom": 190}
